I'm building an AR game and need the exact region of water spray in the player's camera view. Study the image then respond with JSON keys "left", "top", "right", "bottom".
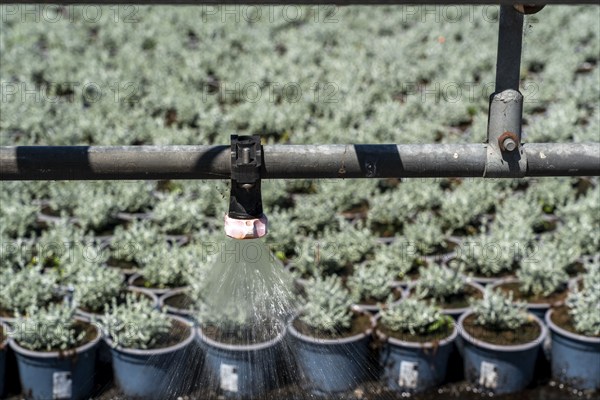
{"left": 224, "top": 135, "right": 268, "bottom": 240}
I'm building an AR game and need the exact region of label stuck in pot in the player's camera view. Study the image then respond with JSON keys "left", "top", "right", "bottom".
{"left": 220, "top": 363, "right": 239, "bottom": 393}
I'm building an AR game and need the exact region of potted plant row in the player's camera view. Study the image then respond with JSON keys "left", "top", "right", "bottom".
{"left": 375, "top": 298, "right": 456, "bottom": 393}
{"left": 347, "top": 261, "right": 402, "bottom": 313}
{"left": 99, "top": 294, "right": 196, "bottom": 400}
{"left": 9, "top": 303, "right": 101, "bottom": 400}
{"left": 458, "top": 288, "right": 547, "bottom": 395}
{"left": 546, "top": 260, "right": 600, "bottom": 391}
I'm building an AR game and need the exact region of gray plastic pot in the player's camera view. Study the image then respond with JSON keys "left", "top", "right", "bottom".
{"left": 490, "top": 278, "right": 566, "bottom": 322}
{"left": 458, "top": 311, "right": 547, "bottom": 395}
{"left": 376, "top": 315, "right": 457, "bottom": 393}
{"left": 196, "top": 321, "right": 286, "bottom": 398}
{"left": 105, "top": 315, "right": 196, "bottom": 400}
{"left": 9, "top": 320, "right": 101, "bottom": 400}
{"left": 0, "top": 322, "right": 8, "bottom": 397}
{"left": 159, "top": 288, "right": 196, "bottom": 320}
{"left": 546, "top": 309, "right": 600, "bottom": 390}
{"left": 76, "top": 287, "right": 159, "bottom": 322}
{"left": 288, "top": 312, "right": 376, "bottom": 394}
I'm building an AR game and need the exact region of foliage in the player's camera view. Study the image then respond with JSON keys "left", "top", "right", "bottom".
{"left": 139, "top": 242, "right": 191, "bottom": 288}
{"left": 439, "top": 179, "right": 497, "bottom": 233}
{"left": 370, "top": 241, "right": 417, "bottom": 281}
{"left": 72, "top": 265, "right": 124, "bottom": 313}
{"left": 517, "top": 241, "right": 569, "bottom": 297}
{"left": 414, "top": 264, "right": 465, "bottom": 302}
{"left": 100, "top": 294, "right": 172, "bottom": 349}
{"left": 379, "top": 298, "right": 453, "bottom": 336}
{"left": 0, "top": 182, "right": 39, "bottom": 238}
{"left": 300, "top": 275, "right": 353, "bottom": 334}
{"left": 565, "top": 257, "right": 600, "bottom": 336}
{"left": 36, "top": 217, "right": 90, "bottom": 266}
{"left": 402, "top": 211, "right": 446, "bottom": 256}
{"left": 470, "top": 288, "right": 528, "bottom": 330}
{"left": 10, "top": 303, "right": 87, "bottom": 352}
{"left": 346, "top": 262, "right": 393, "bottom": 303}
{"left": 110, "top": 219, "right": 163, "bottom": 263}
{"left": 0, "top": 265, "right": 57, "bottom": 315}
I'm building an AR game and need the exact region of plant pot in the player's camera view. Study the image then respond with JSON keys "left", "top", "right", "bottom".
{"left": 9, "top": 319, "right": 101, "bottom": 400}
{"left": 196, "top": 321, "right": 286, "bottom": 398}
{"left": 458, "top": 311, "right": 547, "bottom": 395}
{"left": 423, "top": 236, "right": 462, "bottom": 265}
{"left": 490, "top": 278, "right": 568, "bottom": 322}
{"left": 0, "top": 322, "right": 8, "bottom": 397}
{"left": 127, "top": 273, "right": 187, "bottom": 296}
{"left": 375, "top": 315, "right": 457, "bottom": 393}
{"left": 405, "top": 280, "right": 485, "bottom": 320}
{"left": 288, "top": 311, "right": 376, "bottom": 394}
{"left": 546, "top": 308, "right": 600, "bottom": 390}
{"left": 105, "top": 315, "right": 196, "bottom": 400}
{"left": 159, "top": 288, "right": 196, "bottom": 320}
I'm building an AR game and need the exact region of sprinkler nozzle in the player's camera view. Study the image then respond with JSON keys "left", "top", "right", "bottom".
{"left": 226, "top": 135, "right": 268, "bottom": 239}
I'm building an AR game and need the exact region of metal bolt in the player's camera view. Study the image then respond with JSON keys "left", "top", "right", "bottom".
{"left": 241, "top": 147, "right": 251, "bottom": 164}
{"left": 502, "top": 137, "right": 517, "bottom": 152}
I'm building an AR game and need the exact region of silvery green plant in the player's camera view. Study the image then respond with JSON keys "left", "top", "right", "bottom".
{"left": 10, "top": 303, "right": 86, "bottom": 352}
{"left": 347, "top": 262, "right": 393, "bottom": 303}
{"left": 525, "top": 178, "right": 576, "bottom": 214}
{"left": 48, "top": 182, "right": 155, "bottom": 230}
{"left": 55, "top": 245, "right": 109, "bottom": 285}
{"left": 37, "top": 217, "right": 90, "bottom": 266}
{"left": 368, "top": 179, "right": 443, "bottom": 233}
{"left": 72, "top": 266, "right": 124, "bottom": 313}
{"left": 566, "top": 285, "right": 600, "bottom": 337}
{"left": 414, "top": 264, "right": 466, "bottom": 303}
{"left": 110, "top": 219, "right": 163, "bottom": 263}
{"left": 470, "top": 288, "right": 528, "bottom": 330}
{"left": 0, "top": 265, "right": 57, "bottom": 315}
{"left": 451, "top": 223, "right": 534, "bottom": 277}
{"left": 139, "top": 243, "right": 190, "bottom": 288}
{"left": 100, "top": 294, "right": 171, "bottom": 350}
{"left": 372, "top": 241, "right": 416, "bottom": 281}
{"left": 440, "top": 180, "right": 496, "bottom": 233}
{"left": 0, "top": 183, "right": 39, "bottom": 238}
{"left": 322, "top": 219, "right": 376, "bottom": 265}
{"left": 402, "top": 212, "right": 446, "bottom": 256}
{"left": 379, "top": 298, "right": 452, "bottom": 336}
{"left": 263, "top": 208, "right": 300, "bottom": 259}
{"left": 300, "top": 276, "right": 353, "bottom": 334}
{"left": 517, "top": 242, "right": 569, "bottom": 297}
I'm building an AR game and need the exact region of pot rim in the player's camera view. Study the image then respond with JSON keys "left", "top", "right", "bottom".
{"left": 287, "top": 310, "right": 375, "bottom": 345}
{"left": 104, "top": 314, "right": 195, "bottom": 356}
{"left": 8, "top": 318, "right": 101, "bottom": 359}
{"left": 545, "top": 308, "right": 600, "bottom": 344}
{"left": 197, "top": 319, "right": 286, "bottom": 351}
{"left": 404, "top": 279, "right": 485, "bottom": 313}
{"left": 373, "top": 314, "right": 457, "bottom": 349}
{"left": 489, "top": 277, "right": 567, "bottom": 310}
{"left": 458, "top": 310, "right": 547, "bottom": 352}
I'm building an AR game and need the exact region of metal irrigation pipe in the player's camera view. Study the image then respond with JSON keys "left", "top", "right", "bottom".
{"left": 1, "top": 143, "right": 598, "bottom": 180}
{"left": 4, "top": 1, "right": 598, "bottom": 4}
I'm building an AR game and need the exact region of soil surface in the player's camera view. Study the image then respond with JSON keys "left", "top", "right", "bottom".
{"left": 293, "top": 312, "right": 372, "bottom": 340}
{"left": 551, "top": 306, "right": 600, "bottom": 338}
{"left": 151, "top": 319, "right": 191, "bottom": 349}
{"left": 409, "top": 283, "right": 482, "bottom": 310}
{"left": 164, "top": 292, "right": 194, "bottom": 310}
{"left": 376, "top": 319, "right": 454, "bottom": 343}
{"left": 202, "top": 320, "right": 282, "bottom": 345}
{"left": 106, "top": 257, "right": 138, "bottom": 272}
{"left": 462, "top": 313, "right": 541, "bottom": 346}
{"left": 359, "top": 288, "right": 402, "bottom": 306}
{"left": 131, "top": 275, "right": 184, "bottom": 290}
{"left": 495, "top": 281, "right": 568, "bottom": 305}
